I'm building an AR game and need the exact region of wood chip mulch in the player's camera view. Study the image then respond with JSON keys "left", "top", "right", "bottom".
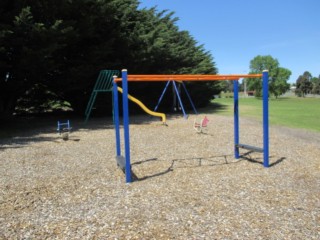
{"left": 0, "top": 114, "right": 319, "bottom": 239}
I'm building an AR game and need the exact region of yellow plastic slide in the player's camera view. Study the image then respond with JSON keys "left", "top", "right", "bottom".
{"left": 117, "top": 87, "right": 166, "bottom": 123}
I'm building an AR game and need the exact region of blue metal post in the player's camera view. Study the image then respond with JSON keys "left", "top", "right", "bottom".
{"left": 181, "top": 81, "right": 198, "bottom": 115}
{"left": 262, "top": 70, "right": 269, "bottom": 167}
{"left": 112, "top": 77, "right": 121, "bottom": 156}
{"left": 234, "top": 80, "right": 240, "bottom": 159}
{"left": 172, "top": 81, "right": 188, "bottom": 119}
{"left": 121, "top": 70, "right": 132, "bottom": 183}
{"left": 154, "top": 81, "right": 171, "bottom": 112}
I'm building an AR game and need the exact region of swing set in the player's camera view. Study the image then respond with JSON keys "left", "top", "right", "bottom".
{"left": 154, "top": 80, "right": 198, "bottom": 118}
{"left": 113, "top": 70, "right": 269, "bottom": 183}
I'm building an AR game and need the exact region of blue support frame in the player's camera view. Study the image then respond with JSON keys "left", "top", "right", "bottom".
{"left": 181, "top": 82, "right": 198, "bottom": 115}
{"left": 154, "top": 81, "right": 198, "bottom": 118}
{"left": 154, "top": 81, "right": 171, "bottom": 112}
{"left": 262, "top": 70, "right": 269, "bottom": 167}
{"left": 233, "top": 71, "right": 269, "bottom": 167}
{"left": 112, "top": 78, "right": 121, "bottom": 156}
{"left": 233, "top": 80, "right": 240, "bottom": 159}
{"left": 121, "top": 70, "right": 132, "bottom": 183}
{"left": 112, "top": 71, "right": 132, "bottom": 183}
{"left": 172, "top": 81, "right": 188, "bottom": 119}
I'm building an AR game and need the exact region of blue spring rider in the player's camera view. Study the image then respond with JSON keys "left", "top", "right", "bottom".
{"left": 57, "top": 120, "right": 71, "bottom": 140}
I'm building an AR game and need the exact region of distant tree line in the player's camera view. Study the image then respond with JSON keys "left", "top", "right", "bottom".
{"left": 241, "top": 55, "right": 320, "bottom": 99}
{"left": 295, "top": 71, "right": 320, "bottom": 97}
{"left": 0, "top": 0, "right": 219, "bottom": 118}
{"left": 245, "top": 55, "right": 291, "bottom": 98}
{"left": 218, "top": 55, "right": 293, "bottom": 99}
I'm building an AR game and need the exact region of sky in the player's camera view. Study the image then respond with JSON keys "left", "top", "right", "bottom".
{"left": 139, "top": 0, "right": 320, "bottom": 83}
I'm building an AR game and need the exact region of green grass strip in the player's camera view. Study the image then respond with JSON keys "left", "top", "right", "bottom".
{"left": 212, "top": 97, "right": 320, "bottom": 132}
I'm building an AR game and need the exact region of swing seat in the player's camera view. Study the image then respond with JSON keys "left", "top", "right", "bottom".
{"left": 193, "top": 116, "right": 209, "bottom": 133}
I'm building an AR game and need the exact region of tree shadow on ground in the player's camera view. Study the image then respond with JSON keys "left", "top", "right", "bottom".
{"left": 0, "top": 111, "right": 172, "bottom": 150}
{"left": 0, "top": 134, "right": 83, "bottom": 151}
{"left": 0, "top": 101, "right": 229, "bottom": 150}
{"left": 0, "top": 112, "right": 114, "bottom": 149}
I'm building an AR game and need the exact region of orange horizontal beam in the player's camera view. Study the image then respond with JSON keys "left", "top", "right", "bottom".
{"left": 114, "top": 74, "right": 262, "bottom": 82}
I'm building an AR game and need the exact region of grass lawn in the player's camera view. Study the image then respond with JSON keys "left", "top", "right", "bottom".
{"left": 212, "top": 97, "right": 320, "bottom": 132}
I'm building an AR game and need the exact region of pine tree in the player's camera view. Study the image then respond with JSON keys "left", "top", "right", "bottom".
{"left": 0, "top": 0, "right": 218, "bottom": 117}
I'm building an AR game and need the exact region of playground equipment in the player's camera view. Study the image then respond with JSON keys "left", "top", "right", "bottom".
{"left": 194, "top": 116, "right": 209, "bottom": 133}
{"left": 117, "top": 87, "right": 166, "bottom": 123}
{"left": 85, "top": 70, "right": 120, "bottom": 123}
{"left": 154, "top": 80, "right": 198, "bottom": 118}
{"left": 84, "top": 69, "right": 166, "bottom": 124}
{"left": 57, "top": 120, "right": 71, "bottom": 140}
{"left": 113, "top": 70, "right": 269, "bottom": 183}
